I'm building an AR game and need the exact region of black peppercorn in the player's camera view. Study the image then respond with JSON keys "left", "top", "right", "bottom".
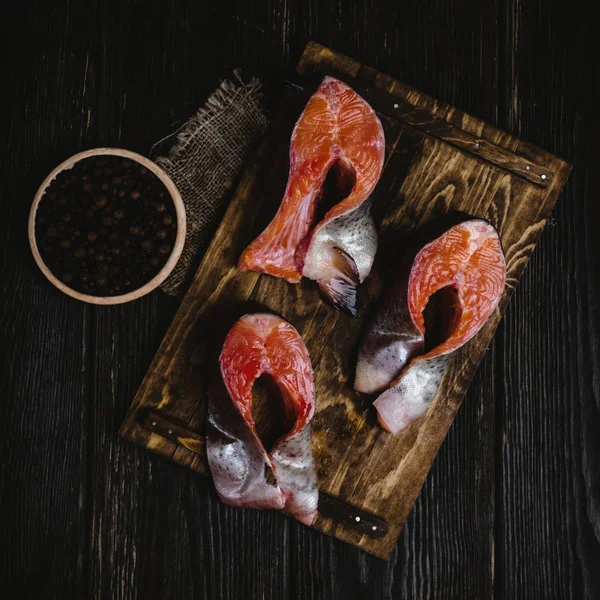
{"left": 35, "top": 155, "right": 178, "bottom": 297}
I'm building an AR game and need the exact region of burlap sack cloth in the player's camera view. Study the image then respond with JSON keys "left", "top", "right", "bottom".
{"left": 155, "top": 73, "right": 268, "bottom": 296}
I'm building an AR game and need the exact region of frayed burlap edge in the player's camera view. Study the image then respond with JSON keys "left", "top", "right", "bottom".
{"left": 156, "top": 71, "right": 267, "bottom": 296}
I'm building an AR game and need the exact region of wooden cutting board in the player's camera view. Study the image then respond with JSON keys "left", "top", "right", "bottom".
{"left": 120, "top": 41, "right": 571, "bottom": 559}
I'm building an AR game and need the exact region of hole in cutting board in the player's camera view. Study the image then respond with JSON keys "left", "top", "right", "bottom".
{"left": 252, "top": 374, "right": 297, "bottom": 452}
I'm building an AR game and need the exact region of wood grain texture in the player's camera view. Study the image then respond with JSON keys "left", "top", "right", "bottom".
{"left": 2, "top": 0, "right": 598, "bottom": 597}
{"left": 496, "top": 2, "right": 600, "bottom": 598}
{"left": 121, "top": 41, "right": 570, "bottom": 559}
{"left": 0, "top": 1, "right": 96, "bottom": 596}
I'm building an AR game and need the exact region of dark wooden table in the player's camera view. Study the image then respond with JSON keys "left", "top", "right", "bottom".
{"left": 1, "top": 1, "right": 598, "bottom": 598}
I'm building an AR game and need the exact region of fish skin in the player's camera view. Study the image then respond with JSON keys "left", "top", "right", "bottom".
{"left": 374, "top": 355, "right": 451, "bottom": 435}
{"left": 304, "top": 197, "right": 378, "bottom": 316}
{"left": 270, "top": 426, "right": 319, "bottom": 525}
{"left": 355, "top": 216, "right": 506, "bottom": 434}
{"left": 239, "top": 77, "right": 385, "bottom": 315}
{"left": 354, "top": 259, "right": 423, "bottom": 394}
{"left": 206, "top": 313, "right": 318, "bottom": 524}
{"left": 207, "top": 375, "right": 285, "bottom": 511}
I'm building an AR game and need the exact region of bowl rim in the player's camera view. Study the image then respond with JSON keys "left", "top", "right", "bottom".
{"left": 28, "top": 147, "right": 186, "bottom": 305}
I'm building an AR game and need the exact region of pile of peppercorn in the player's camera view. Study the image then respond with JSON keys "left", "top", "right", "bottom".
{"left": 35, "top": 155, "right": 178, "bottom": 296}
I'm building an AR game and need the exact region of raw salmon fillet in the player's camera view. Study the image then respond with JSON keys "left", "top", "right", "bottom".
{"left": 355, "top": 215, "right": 506, "bottom": 434}
{"left": 238, "top": 76, "right": 385, "bottom": 316}
{"left": 206, "top": 313, "right": 318, "bottom": 525}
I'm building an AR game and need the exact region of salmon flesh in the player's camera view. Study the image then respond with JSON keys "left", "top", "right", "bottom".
{"left": 238, "top": 76, "right": 385, "bottom": 316}
{"left": 355, "top": 216, "right": 506, "bottom": 434}
{"left": 206, "top": 313, "right": 318, "bottom": 525}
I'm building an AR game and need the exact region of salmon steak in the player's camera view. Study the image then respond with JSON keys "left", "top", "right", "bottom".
{"left": 206, "top": 313, "right": 318, "bottom": 525}
{"left": 355, "top": 215, "right": 506, "bottom": 435}
{"left": 238, "top": 76, "right": 385, "bottom": 316}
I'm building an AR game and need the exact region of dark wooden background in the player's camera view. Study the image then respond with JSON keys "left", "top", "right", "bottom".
{"left": 1, "top": 1, "right": 598, "bottom": 598}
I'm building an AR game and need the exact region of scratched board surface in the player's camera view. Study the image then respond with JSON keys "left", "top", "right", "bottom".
{"left": 120, "top": 42, "right": 571, "bottom": 559}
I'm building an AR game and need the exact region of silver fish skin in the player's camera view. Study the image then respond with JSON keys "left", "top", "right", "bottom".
{"left": 270, "top": 426, "right": 318, "bottom": 525}
{"left": 374, "top": 355, "right": 451, "bottom": 435}
{"left": 302, "top": 197, "right": 378, "bottom": 317}
{"left": 207, "top": 376, "right": 285, "bottom": 511}
{"left": 354, "top": 261, "right": 423, "bottom": 394}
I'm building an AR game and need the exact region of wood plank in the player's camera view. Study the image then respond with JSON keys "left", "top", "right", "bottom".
{"left": 0, "top": 1, "right": 97, "bottom": 597}
{"left": 497, "top": 2, "right": 600, "bottom": 598}
{"left": 121, "top": 40, "right": 571, "bottom": 560}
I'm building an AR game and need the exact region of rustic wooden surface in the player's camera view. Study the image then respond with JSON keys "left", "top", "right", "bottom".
{"left": 119, "top": 41, "right": 571, "bottom": 559}
{"left": 1, "top": 0, "right": 598, "bottom": 597}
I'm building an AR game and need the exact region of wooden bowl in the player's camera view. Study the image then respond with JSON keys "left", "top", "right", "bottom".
{"left": 28, "top": 148, "right": 186, "bottom": 305}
